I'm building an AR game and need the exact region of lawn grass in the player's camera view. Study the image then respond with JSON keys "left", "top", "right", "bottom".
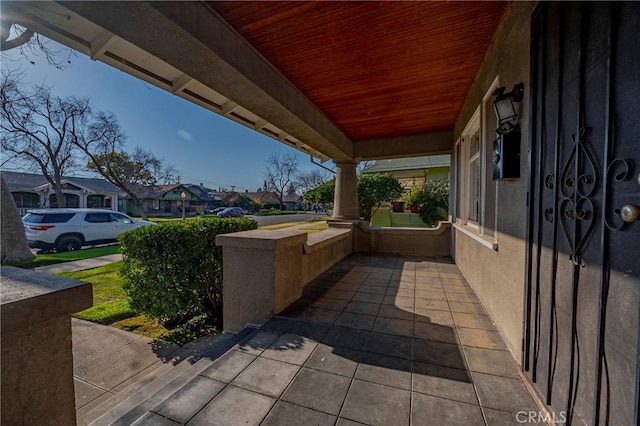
{"left": 297, "top": 223, "right": 329, "bottom": 232}
{"left": 132, "top": 214, "right": 227, "bottom": 223}
{"left": 132, "top": 216, "right": 183, "bottom": 222}
{"left": 62, "top": 261, "right": 217, "bottom": 343}
{"left": 259, "top": 221, "right": 306, "bottom": 230}
{"left": 3, "top": 244, "right": 121, "bottom": 269}
{"left": 259, "top": 221, "right": 331, "bottom": 232}
{"left": 254, "top": 210, "right": 301, "bottom": 216}
{"left": 305, "top": 216, "right": 331, "bottom": 222}
{"left": 60, "top": 262, "right": 135, "bottom": 324}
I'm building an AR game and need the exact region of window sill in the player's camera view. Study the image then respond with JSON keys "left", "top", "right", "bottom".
{"left": 453, "top": 223, "right": 498, "bottom": 251}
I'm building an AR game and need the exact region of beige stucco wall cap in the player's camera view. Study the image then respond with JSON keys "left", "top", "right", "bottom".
{"left": 216, "top": 229, "right": 308, "bottom": 250}
{"left": 303, "top": 227, "right": 352, "bottom": 254}
{"left": 1, "top": 266, "right": 93, "bottom": 330}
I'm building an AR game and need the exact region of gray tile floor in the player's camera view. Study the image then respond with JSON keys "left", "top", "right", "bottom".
{"left": 142, "top": 254, "right": 539, "bottom": 425}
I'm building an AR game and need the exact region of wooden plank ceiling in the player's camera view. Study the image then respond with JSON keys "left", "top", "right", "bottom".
{"left": 207, "top": 1, "right": 508, "bottom": 142}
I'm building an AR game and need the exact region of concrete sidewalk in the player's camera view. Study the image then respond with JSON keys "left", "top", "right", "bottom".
{"left": 72, "top": 319, "right": 229, "bottom": 425}
{"left": 35, "top": 254, "right": 123, "bottom": 274}
{"left": 72, "top": 319, "right": 181, "bottom": 420}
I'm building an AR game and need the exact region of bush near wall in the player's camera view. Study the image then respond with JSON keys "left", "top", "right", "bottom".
{"left": 118, "top": 217, "right": 258, "bottom": 325}
{"left": 416, "top": 179, "right": 450, "bottom": 227}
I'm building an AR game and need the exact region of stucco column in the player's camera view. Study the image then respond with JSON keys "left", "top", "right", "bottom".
{"left": 333, "top": 160, "right": 359, "bottom": 220}
{"left": 1, "top": 266, "right": 92, "bottom": 425}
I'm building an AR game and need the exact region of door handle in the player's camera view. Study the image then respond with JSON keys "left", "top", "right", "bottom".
{"left": 620, "top": 204, "right": 640, "bottom": 223}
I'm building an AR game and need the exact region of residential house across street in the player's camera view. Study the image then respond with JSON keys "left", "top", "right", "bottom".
{"left": 119, "top": 183, "right": 223, "bottom": 217}
{"left": 363, "top": 155, "right": 450, "bottom": 189}
{"left": 1, "top": 171, "right": 121, "bottom": 215}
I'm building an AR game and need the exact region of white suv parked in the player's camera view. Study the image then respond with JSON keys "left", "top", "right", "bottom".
{"left": 23, "top": 208, "right": 156, "bottom": 252}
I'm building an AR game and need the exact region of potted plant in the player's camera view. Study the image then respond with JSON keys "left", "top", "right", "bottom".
{"left": 400, "top": 187, "right": 423, "bottom": 213}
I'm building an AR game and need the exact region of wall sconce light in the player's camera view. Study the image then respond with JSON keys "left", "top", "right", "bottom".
{"left": 492, "top": 82, "right": 524, "bottom": 135}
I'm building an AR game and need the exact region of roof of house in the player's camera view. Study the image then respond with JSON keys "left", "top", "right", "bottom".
{"left": 1, "top": 171, "right": 48, "bottom": 191}
{"left": 243, "top": 191, "right": 280, "bottom": 204}
{"left": 363, "top": 155, "right": 451, "bottom": 173}
{"left": 130, "top": 184, "right": 181, "bottom": 199}
{"left": 127, "top": 183, "right": 224, "bottom": 202}
{"left": 242, "top": 191, "right": 301, "bottom": 204}
{"left": 1, "top": 171, "right": 122, "bottom": 193}
{"left": 283, "top": 193, "right": 302, "bottom": 203}
{"left": 184, "top": 184, "right": 222, "bottom": 202}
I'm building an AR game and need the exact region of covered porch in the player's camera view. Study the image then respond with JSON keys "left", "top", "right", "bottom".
{"left": 2, "top": 1, "right": 639, "bottom": 425}
{"left": 126, "top": 253, "right": 537, "bottom": 425}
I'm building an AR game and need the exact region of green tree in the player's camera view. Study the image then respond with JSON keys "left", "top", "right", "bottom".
{"left": 416, "top": 179, "right": 450, "bottom": 226}
{"left": 87, "top": 148, "right": 173, "bottom": 220}
{"left": 357, "top": 173, "right": 403, "bottom": 221}
{"left": 303, "top": 179, "right": 335, "bottom": 213}
{"left": 232, "top": 194, "right": 254, "bottom": 211}
{"left": 303, "top": 173, "right": 402, "bottom": 221}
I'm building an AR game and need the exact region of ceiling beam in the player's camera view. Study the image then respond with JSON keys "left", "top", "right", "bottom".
{"left": 56, "top": 1, "right": 354, "bottom": 161}
{"left": 90, "top": 30, "right": 114, "bottom": 60}
{"left": 354, "top": 131, "right": 453, "bottom": 160}
{"left": 220, "top": 101, "right": 240, "bottom": 116}
{"left": 171, "top": 74, "right": 193, "bottom": 94}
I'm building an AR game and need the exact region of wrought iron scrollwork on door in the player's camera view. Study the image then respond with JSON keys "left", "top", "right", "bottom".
{"left": 604, "top": 158, "right": 635, "bottom": 230}
{"left": 559, "top": 127, "right": 598, "bottom": 266}
{"left": 544, "top": 174, "right": 555, "bottom": 223}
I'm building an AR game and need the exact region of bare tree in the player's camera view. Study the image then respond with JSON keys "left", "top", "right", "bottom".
{"left": 0, "top": 72, "right": 88, "bottom": 207}
{"left": 264, "top": 153, "right": 299, "bottom": 210}
{"left": 157, "top": 163, "right": 179, "bottom": 185}
{"left": 295, "top": 169, "right": 333, "bottom": 195}
{"left": 1, "top": 12, "right": 75, "bottom": 69}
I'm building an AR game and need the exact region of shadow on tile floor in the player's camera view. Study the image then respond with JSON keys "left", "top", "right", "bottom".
{"left": 142, "top": 254, "right": 538, "bottom": 426}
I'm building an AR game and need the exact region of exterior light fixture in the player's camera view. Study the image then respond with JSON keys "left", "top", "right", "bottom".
{"left": 492, "top": 82, "right": 524, "bottom": 135}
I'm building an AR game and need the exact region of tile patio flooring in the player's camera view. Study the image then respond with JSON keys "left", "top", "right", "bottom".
{"left": 137, "top": 254, "right": 539, "bottom": 425}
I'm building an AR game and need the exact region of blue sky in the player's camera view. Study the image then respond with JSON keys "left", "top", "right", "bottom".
{"left": 2, "top": 39, "right": 331, "bottom": 192}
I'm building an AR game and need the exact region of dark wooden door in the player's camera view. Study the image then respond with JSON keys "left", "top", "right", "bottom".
{"left": 525, "top": 3, "right": 640, "bottom": 425}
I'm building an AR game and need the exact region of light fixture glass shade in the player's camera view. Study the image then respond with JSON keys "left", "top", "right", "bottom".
{"left": 493, "top": 97, "right": 518, "bottom": 125}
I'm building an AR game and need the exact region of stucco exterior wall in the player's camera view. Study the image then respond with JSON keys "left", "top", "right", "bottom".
{"left": 451, "top": 2, "right": 538, "bottom": 363}
{"left": 425, "top": 167, "right": 450, "bottom": 182}
{"left": 355, "top": 222, "right": 451, "bottom": 257}
{"left": 217, "top": 227, "right": 353, "bottom": 332}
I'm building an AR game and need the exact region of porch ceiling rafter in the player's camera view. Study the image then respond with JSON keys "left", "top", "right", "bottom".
{"left": 4, "top": 1, "right": 507, "bottom": 162}
{"left": 354, "top": 131, "right": 453, "bottom": 161}
{"left": 59, "top": 0, "right": 353, "bottom": 161}
{"left": 3, "top": 1, "right": 342, "bottom": 162}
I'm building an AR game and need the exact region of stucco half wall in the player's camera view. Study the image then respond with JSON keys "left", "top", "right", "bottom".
{"left": 450, "top": 1, "right": 537, "bottom": 363}
{"left": 217, "top": 221, "right": 452, "bottom": 333}
{"left": 216, "top": 227, "right": 353, "bottom": 332}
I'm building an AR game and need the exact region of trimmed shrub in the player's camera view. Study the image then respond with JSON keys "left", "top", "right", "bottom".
{"left": 416, "top": 179, "right": 450, "bottom": 227}
{"left": 118, "top": 217, "right": 258, "bottom": 325}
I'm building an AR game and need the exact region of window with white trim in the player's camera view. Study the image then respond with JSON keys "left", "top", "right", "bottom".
{"left": 454, "top": 76, "right": 500, "bottom": 241}
{"left": 467, "top": 127, "right": 481, "bottom": 224}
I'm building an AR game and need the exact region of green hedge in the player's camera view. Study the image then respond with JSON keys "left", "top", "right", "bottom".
{"left": 118, "top": 217, "right": 258, "bottom": 324}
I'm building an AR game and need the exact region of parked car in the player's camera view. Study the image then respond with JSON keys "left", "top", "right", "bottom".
{"left": 216, "top": 207, "right": 245, "bottom": 218}
{"left": 22, "top": 208, "right": 156, "bottom": 252}
{"left": 206, "top": 207, "right": 227, "bottom": 215}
